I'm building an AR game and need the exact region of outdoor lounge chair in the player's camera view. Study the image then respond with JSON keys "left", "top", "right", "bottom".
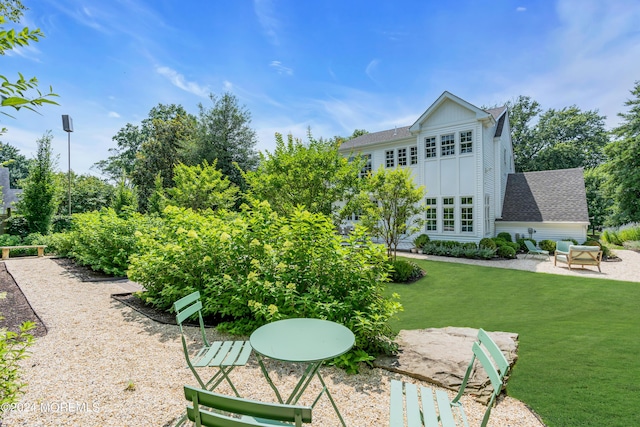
{"left": 554, "top": 242, "right": 602, "bottom": 272}
{"left": 174, "top": 291, "right": 252, "bottom": 396}
{"left": 183, "top": 385, "right": 312, "bottom": 427}
{"left": 389, "top": 328, "right": 510, "bottom": 427}
{"left": 524, "top": 240, "right": 550, "bottom": 260}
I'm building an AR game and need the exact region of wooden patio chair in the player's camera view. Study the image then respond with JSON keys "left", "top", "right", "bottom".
{"left": 183, "top": 385, "right": 312, "bottom": 427}
{"left": 174, "top": 291, "right": 252, "bottom": 396}
{"left": 524, "top": 240, "right": 550, "bottom": 260}
{"left": 389, "top": 328, "right": 511, "bottom": 427}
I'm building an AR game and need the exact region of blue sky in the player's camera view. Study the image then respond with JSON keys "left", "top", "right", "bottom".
{"left": 3, "top": 0, "right": 640, "bottom": 177}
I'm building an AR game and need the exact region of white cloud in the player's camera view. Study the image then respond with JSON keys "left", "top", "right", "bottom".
{"left": 156, "top": 66, "right": 210, "bottom": 98}
{"left": 516, "top": 7, "right": 527, "bottom": 12}
{"left": 108, "top": 111, "right": 121, "bottom": 118}
{"left": 269, "top": 61, "right": 293, "bottom": 75}
{"left": 254, "top": 0, "right": 280, "bottom": 45}
{"left": 365, "top": 59, "right": 380, "bottom": 84}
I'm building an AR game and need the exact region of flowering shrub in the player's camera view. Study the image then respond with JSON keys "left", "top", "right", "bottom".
{"left": 128, "top": 203, "right": 401, "bottom": 356}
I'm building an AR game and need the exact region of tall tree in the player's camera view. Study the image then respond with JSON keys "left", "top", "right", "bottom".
{"left": 507, "top": 97, "right": 608, "bottom": 172}
{"left": 16, "top": 131, "right": 58, "bottom": 233}
{"left": 55, "top": 172, "right": 115, "bottom": 215}
{"left": 603, "top": 81, "right": 640, "bottom": 225}
{"left": 194, "top": 92, "right": 259, "bottom": 190}
{"left": 0, "top": 140, "right": 31, "bottom": 187}
{"left": 583, "top": 166, "right": 611, "bottom": 233}
{"left": 131, "top": 107, "right": 196, "bottom": 212}
{"left": 243, "top": 132, "right": 363, "bottom": 223}
{"left": 0, "top": 0, "right": 58, "bottom": 131}
{"left": 358, "top": 167, "right": 427, "bottom": 260}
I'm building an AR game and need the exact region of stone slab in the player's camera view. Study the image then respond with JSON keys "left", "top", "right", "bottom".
{"left": 374, "top": 327, "right": 519, "bottom": 402}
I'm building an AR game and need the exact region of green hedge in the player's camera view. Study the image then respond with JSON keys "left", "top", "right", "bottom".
{"left": 128, "top": 203, "right": 401, "bottom": 357}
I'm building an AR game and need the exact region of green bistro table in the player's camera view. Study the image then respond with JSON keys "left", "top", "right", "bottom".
{"left": 250, "top": 318, "right": 355, "bottom": 427}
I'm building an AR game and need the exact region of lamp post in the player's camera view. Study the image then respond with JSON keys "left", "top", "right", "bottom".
{"left": 61, "top": 115, "right": 73, "bottom": 215}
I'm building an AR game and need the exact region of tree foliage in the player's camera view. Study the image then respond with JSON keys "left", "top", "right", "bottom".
{"left": 507, "top": 96, "right": 608, "bottom": 172}
{"left": 0, "top": 0, "right": 58, "bottom": 129}
{"left": 603, "top": 81, "right": 640, "bottom": 225}
{"left": 55, "top": 172, "right": 114, "bottom": 215}
{"left": 166, "top": 160, "right": 238, "bottom": 211}
{"left": 193, "top": 92, "right": 259, "bottom": 191}
{"left": 583, "top": 166, "right": 610, "bottom": 232}
{"left": 0, "top": 140, "right": 30, "bottom": 187}
{"left": 359, "top": 167, "right": 427, "bottom": 260}
{"left": 243, "top": 131, "right": 364, "bottom": 222}
{"left": 130, "top": 104, "right": 196, "bottom": 212}
{"left": 15, "top": 131, "right": 58, "bottom": 234}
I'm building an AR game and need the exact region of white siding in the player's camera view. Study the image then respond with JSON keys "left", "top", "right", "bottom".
{"left": 424, "top": 99, "right": 476, "bottom": 127}
{"left": 495, "top": 222, "right": 588, "bottom": 244}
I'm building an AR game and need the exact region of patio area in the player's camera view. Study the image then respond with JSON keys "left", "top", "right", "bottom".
{"left": 1, "top": 257, "right": 545, "bottom": 426}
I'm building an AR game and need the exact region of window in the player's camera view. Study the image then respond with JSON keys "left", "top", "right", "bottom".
{"left": 484, "top": 194, "right": 491, "bottom": 235}
{"left": 443, "top": 197, "right": 454, "bottom": 232}
{"left": 360, "top": 153, "right": 372, "bottom": 178}
{"left": 386, "top": 150, "right": 395, "bottom": 168}
{"left": 398, "top": 148, "right": 407, "bottom": 166}
{"left": 461, "top": 196, "right": 473, "bottom": 232}
{"left": 460, "top": 131, "right": 473, "bottom": 154}
{"left": 425, "top": 198, "right": 437, "bottom": 231}
{"left": 441, "top": 134, "right": 455, "bottom": 156}
{"left": 425, "top": 137, "right": 436, "bottom": 158}
{"left": 410, "top": 146, "right": 418, "bottom": 165}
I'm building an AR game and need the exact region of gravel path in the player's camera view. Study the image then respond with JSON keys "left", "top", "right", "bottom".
{"left": 2, "top": 257, "right": 546, "bottom": 427}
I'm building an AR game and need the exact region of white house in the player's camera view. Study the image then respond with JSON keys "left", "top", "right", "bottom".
{"left": 338, "top": 91, "right": 589, "bottom": 247}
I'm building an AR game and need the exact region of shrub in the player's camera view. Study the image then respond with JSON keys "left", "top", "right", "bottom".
{"left": 0, "top": 293, "right": 35, "bottom": 407}
{"left": 51, "top": 215, "right": 72, "bottom": 233}
{"left": 497, "top": 232, "right": 512, "bottom": 242}
{"left": 33, "top": 232, "right": 74, "bottom": 256}
{"left": 389, "top": 259, "right": 424, "bottom": 283}
{"left": 69, "top": 208, "right": 159, "bottom": 276}
{"left": 497, "top": 245, "right": 516, "bottom": 259}
{"left": 3, "top": 215, "right": 29, "bottom": 238}
{"left": 412, "top": 233, "right": 430, "bottom": 249}
{"left": 128, "top": 203, "right": 401, "bottom": 357}
{"left": 477, "top": 247, "right": 498, "bottom": 259}
{"left": 539, "top": 240, "right": 556, "bottom": 253}
{"left": 479, "top": 238, "right": 496, "bottom": 250}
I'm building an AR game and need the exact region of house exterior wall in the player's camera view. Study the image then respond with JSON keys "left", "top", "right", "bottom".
{"left": 495, "top": 221, "right": 588, "bottom": 244}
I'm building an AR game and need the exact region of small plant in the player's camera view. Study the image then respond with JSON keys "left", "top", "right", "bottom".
{"left": 497, "top": 245, "right": 516, "bottom": 259}
{"left": 412, "top": 233, "right": 430, "bottom": 249}
{"left": 539, "top": 240, "right": 556, "bottom": 253}
{"left": 328, "top": 349, "right": 376, "bottom": 374}
{"left": 0, "top": 293, "right": 36, "bottom": 407}
{"left": 389, "top": 259, "right": 424, "bottom": 283}
{"left": 497, "top": 232, "right": 513, "bottom": 242}
{"left": 124, "top": 380, "right": 136, "bottom": 391}
{"left": 479, "top": 238, "right": 497, "bottom": 250}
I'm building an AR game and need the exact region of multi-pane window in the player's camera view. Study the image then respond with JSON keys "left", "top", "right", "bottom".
{"left": 461, "top": 196, "right": 473, "bottom": 232}
{"left": 460, "top": 131, "right": 473, "bottom": 154}
{"left": 385, "top": 150, "right": 395, "bottom": 168}
{"left": 425, "top": 137, "right": 436, "bottom": 158}
{"left": 398, "top": 148, "right": 407, "bottom": 166}
{"left": 360, "top": 153, "right": 372, "bottom": 178}
{"left": 443, "top": 197, "right": 455, "bottom": 232}
{"left": 410, "top": 146, "right": 418, "bottom": 165}
{"left": 425, "top": 198, "right": 437, "bottom": 231}
{"left": 441, "top": 134, "right": 455, "bottom": 156}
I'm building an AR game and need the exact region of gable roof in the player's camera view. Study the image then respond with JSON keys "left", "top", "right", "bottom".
{"left": 339, "top": 126, "right": 412, "bottom": 151}
{"left": 409, "top": 91, "right": 494, "bottom": 132}
{"left": 338, "top": 91, "right": 507, "bottom": 152}
{"left": 500, "top": 168, "right": 589, "bottom": 223}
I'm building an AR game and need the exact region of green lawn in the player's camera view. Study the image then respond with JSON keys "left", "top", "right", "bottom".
{"left": 386, "top": 258, "right": 640, "bottom": 427}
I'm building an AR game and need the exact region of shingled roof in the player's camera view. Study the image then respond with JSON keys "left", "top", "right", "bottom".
{"left": 500, "top": 168, "right": 589, "bottom": 223}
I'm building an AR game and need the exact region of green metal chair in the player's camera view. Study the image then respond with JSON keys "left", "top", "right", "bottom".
{"left": 389, "top": 328, "right": 511, "bottom": 427}
{"left": 174, "top": 291, "right": 252, "bottom": 397}
{"left": 183, "top": 385, "right": 312, "bottom": 427}
{"left": 524, "top": 240, "right": 550, "bottom": 260}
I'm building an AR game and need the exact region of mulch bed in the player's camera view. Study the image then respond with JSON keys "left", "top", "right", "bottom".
{"left": 0, "top": 263, "right": 47, "bottom": 337}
